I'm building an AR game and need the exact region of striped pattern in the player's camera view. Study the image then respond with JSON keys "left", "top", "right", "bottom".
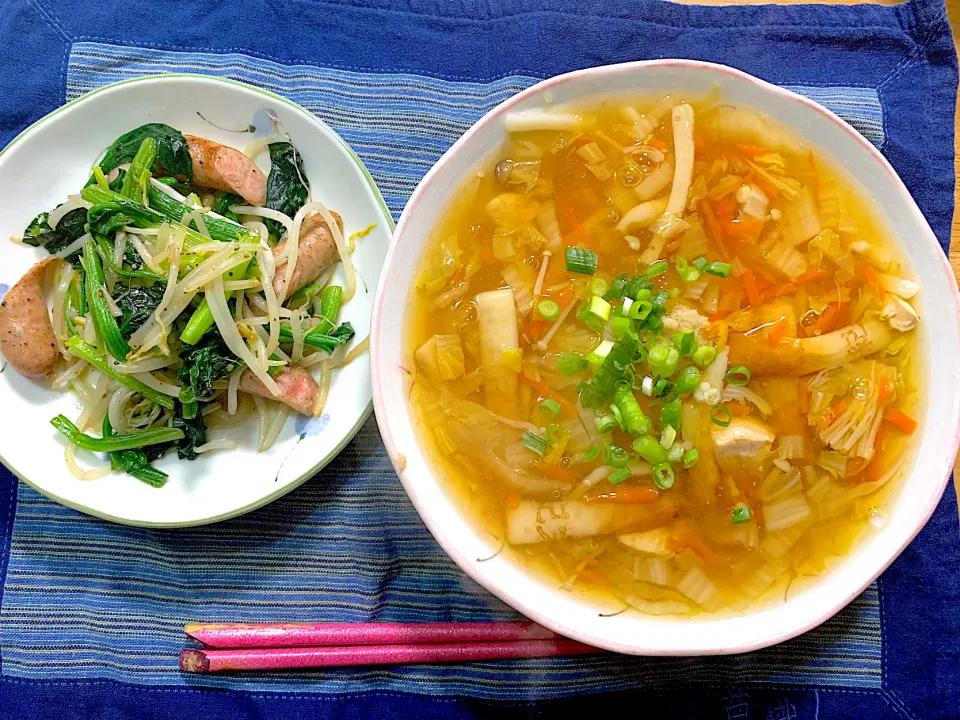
{"left": 0, "top": 43, "right": 886, "bottom": 696}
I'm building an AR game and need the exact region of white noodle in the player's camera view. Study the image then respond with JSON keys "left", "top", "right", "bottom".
{"left": 55, "top": 232, "right": 92, "bottom": 259}
{"left": 312, "top": 361, "right": 332, "bottom": 417}
{"left": 533, "top": 250, "right": 551, "bottom": 299}
{"left": 52, "top": 359, "right": 86, "bottom": 390}
{"left": 233, "top": 206, "right": 294, "bottom": 234}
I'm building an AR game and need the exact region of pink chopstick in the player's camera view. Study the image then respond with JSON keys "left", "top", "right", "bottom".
{"left": 184, "top": 620, "right": 559, "bottom": 648}
{"left": 180, "top": 638, "right": 602, "bottom": 673}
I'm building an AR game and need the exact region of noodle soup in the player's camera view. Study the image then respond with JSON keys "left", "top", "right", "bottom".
{"left": 406, "top": 94, "right": 921, "bottom": 616}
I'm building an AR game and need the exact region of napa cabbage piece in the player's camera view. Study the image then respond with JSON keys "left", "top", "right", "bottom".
{"left": 415, "top": 334, "right": 466, "bottom": 382}
{"left": 416, "top": 234, "right": 461, "bottom": 293}
{"left": 486, "top": 193, "right": 540, "bottom": 229}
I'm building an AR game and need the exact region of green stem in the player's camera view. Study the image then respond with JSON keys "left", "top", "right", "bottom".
{"left": 102, "top": 416, "right": 168, "bottom": 488}
{"left": 52, "top": 414, "right": 182, "bottom": 453}
{"left": 96, "top": 235, "right": 166, "bottom": 284}
{"left": 66, "top": 336, "right": 175, "bottom": 409}
{"left": 120, "top": 137, "right": 157, "bottom": 200}
{"left": 277, "top": 322, "right": 355, "bottom": 354}
{"left": 81, "top": 241, "right": 130, "bottom": 362}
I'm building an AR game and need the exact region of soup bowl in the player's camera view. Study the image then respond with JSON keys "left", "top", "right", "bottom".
{"left": 370, "top": 60, "right": 960, "bottom": 655}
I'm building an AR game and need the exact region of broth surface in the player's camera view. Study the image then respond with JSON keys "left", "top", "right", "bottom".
{"left": 407, "top": 94, "right": 920, "bottom": 616}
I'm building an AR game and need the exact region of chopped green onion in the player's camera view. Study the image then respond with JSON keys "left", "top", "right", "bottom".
{"left": 595, "top": 414, "right": 618, "bottom": 434}
{"left": 607, "top": 445, "right": 630, "bottom": 469}
{"left": 670, "top": 287, "right": 681, "bottom": 298}
{"left": 692, "top": 345, "right": 718, "bottom": 368}
{"left": 624, "top": 276, "right": 653, "bottom": 300}
{"left": 660, "top": 398, "right": 682, "bottom": 430}
{"left": 627, "top": 299, "right": 653, "bottom": 321}
{"left": 675, "top": 366, "right": 702, "bottom": 395}
{"left": 537, "top": 299, "right": 561, "bottom": 322}
{"left": 545, "top": 424, "right": 562, "bottom": 443}
{"left": 650, "top": 290, "right": 671, "bottom": 314}
{"left": 522, "top": 430, "right": 549, "bottom": 456}
{"left": 683, "top": 448, "right": 701, "bottom": 469}
{"left": 660, "top": 425, "right": 677, "bottom": 450}
{"left": 644, "top": 259, "right": 668, "bottom": 277}
{"left": 675, "top": 257, "right": 701, "bottom": 284}
{"left": 644, "top": 313, "right": 664, "bottom": 334}
{"left": 610, "top": 316, "right": 632, "bottom": 337}
{"left": 590, "top": 277, "right": 609, "bottom": 296}
{"left": 613, "top": 382, "right": 649, "bottom": 436}
{"left": 576, "top": 298, "right": 606, "bottom": 332}
{"left": 578, "top": 333, "right": 640, "bottom": 410}
{"left": 587, "top": 339, "right": 615, "bottom": 365}
{"left": 667, "top": 445, "right": 685, "bottom": 463}
{"left": 604, "top": 275, "right": 628, "bottom": 299}
{"left": 632, "top": 434, "right": 668, "bottom": 465}
{"left": 641, "top": 376, "right": 654, "bottom": 396}
{"left": 673, "top": 331, "right": 698, "bottom": 357}
{"left": 705, "top": 261, "right": 732, "bottom": 278}
{"left": 607, "top": 467, "right": 631, "bottom": 485}
{"left": 587, "top": 295, "right": 611, "bottom": 323}
{"left": 583, "top": 445, "right": 600, "bottom": 462}
{"left": 711, "top": 404, "right": 733, "bottom": 427}
{"left": 725, "top": 365, "right": 752, "bottom": 386}
{"left": 557, "top": 353, "right": 589, "bottom": 376}
{"left": 732, "top": 505, "right": 752, "bottom": 524}
{"left": 648, "top": 345, "right": 680, "bottom": 377}
{"left": 652, "top": 462, "right": 675, "bottom": 489}
{"left": 51, "top": 414, "right": 183, "bottom": 453}
{"left": 692, "top": 257, "right": 708, "bottom": 271}
{"left": 652, "top": 378, "right": 677, "bottom": 400}
{"left": 565, "top": 246, "right": 598, "bottom": 275}
{"left": 539, "top": 398, "right": 562, "bottom": 420}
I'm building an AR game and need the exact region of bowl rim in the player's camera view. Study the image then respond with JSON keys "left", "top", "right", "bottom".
{"left": 0, "top": 72, "right": 394, "bottom": 528}
{"left": 372, "top": 58, "right": 960, "bottom": 654}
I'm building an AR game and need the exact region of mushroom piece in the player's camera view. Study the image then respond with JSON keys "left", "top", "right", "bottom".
{"left": 712, "top": 417, "right": 775, "bottom": 468}
{"left": 642, "top": 104, "right": 695, "bottom": 263}
{"left": 880, "top": 296, "right": 919, "bottom": 332}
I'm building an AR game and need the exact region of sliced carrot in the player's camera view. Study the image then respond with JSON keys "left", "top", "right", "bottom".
{"left": 884, "top": 409, "right": 918, "bottom": 434}
{"left": 768, "top": 316, "right": 789, "bottom": 344}
{"left": 845, "top": 457, "right": 867, "bottom": 477}
{"left": 649, "top": 137, "right": 668, "bottom": 151}
{"left": 742, "top": 269, "right": 762, "bottom": 307}
{"left": 761, "top": 282, "right": 797, "bottom": 303}
{"left": 727, "top": 401, "right": 753, "bottom": 416}
{"left": 681, "top": 532, "right": 714, "bottom": 563}
{"left": 794, "top": 267, "right": 826, "bottom": 286}
{"left": 537, "top": 463, "right": 577, "bottom": 483}
{"left": 736, "top": 143, "right": 767, "bottom": 157}
{"left": 751, "top": 175, "right": 779, "bottom": 199}
{"left": 583, "top": 486, "right": 660, "bottom": 504}
{"left": 478, "top": 247, "right": 494, "bottom": 264}
{"left": 857, "top": 263, "right": 886, "bottom": 301}
{"left": 708, "top": 311, "right": 729, "bottom": 322}
{"left": 664, "top": 235, "right": 684, "bottom": 255}
{"left": 714, "top": 196, "right": 736, "bottom": 224}
{"left": 798, "top": 379, "right": 809, "bottom": 414}
{"left": 450, "top": 264, "right": 466, "bottom": 284}
{"left": 806, "top": 301, "right": 844, "bottom": 336}
{"left": 520, "top": 376, "right": 573, "bottom": 412}
{"left": 877, "top": 375, "right": 894, "bottom": 405}
{"left": 820, "top": 399, "right": 847, "bottom": 429}
{"left": 521, "top": 318, "right": 549, "bottom": 342}
{"left": 563, "top": 207, "right": 592, "bottom": 249}
{"left": 576, "top": 569, "right": 609, "bottom": 586}
{"left": 699, "top": 200, "right": 730, "bottom": 260}
{"left": 543, "top": 282, "right": 575, "bottom": 310}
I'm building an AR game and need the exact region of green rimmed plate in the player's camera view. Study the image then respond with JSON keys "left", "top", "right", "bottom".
{"left": 0, "top": 74, "right": 393, "bottom": 526}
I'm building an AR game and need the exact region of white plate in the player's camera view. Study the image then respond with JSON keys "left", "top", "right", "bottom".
{"left": 0, "top": 75, "right": 393, "bottom": 527}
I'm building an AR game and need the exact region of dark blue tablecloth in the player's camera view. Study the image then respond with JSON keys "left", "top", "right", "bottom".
{"left": 1, "top": 0, "right": 959, "bottom": 717}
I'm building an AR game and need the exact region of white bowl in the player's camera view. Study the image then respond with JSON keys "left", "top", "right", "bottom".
{"left": 371, "top": 60, "right": 960, "bottom": 655}
{"left": 0, "top": 75, "right": 393, "bottom": 527}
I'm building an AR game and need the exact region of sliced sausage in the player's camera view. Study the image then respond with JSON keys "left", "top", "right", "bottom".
{"left": 185, "top": 135, "right": 267, "bottom": 206}
{"left": 239, "top": 366, "right": 318, "bottom": 416}
{"left": 0, "top": 258, "right": 58, "bottom": 378}
{"left": 272, "top": 211, "right": 342, "bottom": 300}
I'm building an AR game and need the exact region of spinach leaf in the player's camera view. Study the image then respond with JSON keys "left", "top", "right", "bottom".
{"left": 109, "top": 168, "right": 127, "bottom": 193}
{"left": 265, "top": 142, "right": 308, "bottom": 236}
{"left": 99, "top": 123, "right": 192, "bottom": 189}
{"left": 177, "top": 331, "right": 243, "bottom": 398}
{"left": 87, "top": 199, "right": 166, "bottom": 237}
{"left": 114, "top": 284, "right": 166, "bottom": 338}
{"left": 212, "top": 191, "right": 243, "bottom": 224}
{"left": 22, "top": 207, "right": 88, "bottom": 264}
{"left": 172, "top": 402, "right": 208, "bottom": 460}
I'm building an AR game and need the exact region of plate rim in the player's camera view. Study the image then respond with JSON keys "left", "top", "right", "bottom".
{"left": 0, "top": 72, "right": 394, "bottom": 528}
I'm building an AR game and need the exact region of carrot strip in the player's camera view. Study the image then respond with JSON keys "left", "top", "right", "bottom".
{"left": 450, "top": 264, "right": 466, "bottom": 284}
{"left": 680, "top": 532, "right": 714, "bottom": 563}
{"left": 807, "top": 301, "right": 845, "bottom": 336}
{"left": 727, "top": 401, "right": 753, "bottom": 416}
{"left": 794, "top": 267, "right": 826, "bottom": 286}
{"left": 543, "top": 282, "right": 575, "bottom": 310}
{"left": 520, "top": 376, "right": 573, "bottom": 412}
{"left": 877, "top": 375, "right": 894, "bottom": 405}
{"left": 884, "top": 409, "right": 918, "bottom": 434}
{"left": 649, "top": 137, "right": 668, "bottom": 151}
{"left": 736, "top": 144, "right": 766, "bottom": 157}
{"left": 857, "top": 263, "right": 886, "bottom": 301}
{"left": 478, "top": 247, "right": 494, "bottom": 264}
{"left": 820, "top": 399, "right": 847, "bottom": 429}
{"left": 583, "top": 486, "right": 660, "bottom": 504}
{"left": 742, "top": 269, "right": 762, "bottom": 307}
{"left": 768, "top": 316, "right": 789, "bottom": 344}
{"left": 521, "top": 318, "right": 549, "bottom": 342}
{"left": 864, "top": 426, "right": 889, "bottom": 482}
{"left": 537, "top": 463, "right": 577, "bottom": 483}
{"left": 563, "top": 207, "right": 592, "bottom": 249}
{"left": 751, "top": 175, "right": 779, "bottom": 199}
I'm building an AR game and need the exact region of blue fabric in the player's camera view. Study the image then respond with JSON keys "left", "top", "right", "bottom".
{"left": 0, "top": 0, "right": 958, "bottom": 717}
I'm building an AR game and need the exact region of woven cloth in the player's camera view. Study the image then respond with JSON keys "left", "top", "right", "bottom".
{"left": 0, "top": 1, "right": 958, "bottom": 717}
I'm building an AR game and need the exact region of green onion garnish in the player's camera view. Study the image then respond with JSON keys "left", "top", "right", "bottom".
{"left": 590, "top": 277, "right": 609, "bottom": 296}
{"left": 675, "top": 257, "right": 701, "bottom": 284}
{"left": 607, "top": 467, "right": 631, "bottom": 485}
{"left": 683, "top": 448, "right": 700, "bottom": 469}
{"left": 627, "top": 299, "right": 653, "bottom": 321}
{"left": 710, "top": 404, "right": 733, "bottom": 427}
{"left": 675, "top": 365, "right": 701, "bottom": 395}
{"left": 650, "top": 290, "right": 671, "bottom": 313}
{"left": 604, "top": 275, "right": 628, "bottom": 299}
{"left": 643, "top": 259, "right": 668, "bottom": 277}
{"left": 557, "top": 353, "right": 589, "bottom": 376}
{"left": 660, "top": 398, "right": 682, "bottom": 430}
{"left": 692, "top": 257, "right": 708, "bottom": 271}
{"left": 595, "top": 414, "right": 617, "bottom": 434}
{"left": 624, "top": 277, "right": 653, "bottom": 300}
{"left": 673, "top": 330, "right": 698, "bottom": 357}
{"left": 648, "top": 345, "right": 681, "bottom": 377}
{"left": 705, "top": 261, "right": 732, "bottom": 278}
{"left": 565, "top": 246, "right": 598, "bottom": 275}
{"left": 692, "top": 345, "right": 718, "bottom": 369}
{"left": 632, "top": 434, "right": 668, "bottom": 465}
{"left": 644, "top": 313, "right": 664, "bottom": 334}
{"left": 653, "top": 462, "right": 675, "bottom": 489}
{"left": 659, "top": 425, "right": 677, "bottom": 450}
{"left": 652, "top": 378, "right": 677, "bottom": 400}
{"left": 606, "top": 445, "right": 630, "bottom": 469}
{"left": 545, "top": 424, "right": 561, "bottom": 443}
{"left": 667, "top": 445, "right": 685, "bottom": 463}
{"left": 522, "top": 430, "right": 549, "bottom": 456}
{"left": 732, "top": 505, "right": 752, "bottom": 524}
{"left": 537, "top": 299, "right": 561, "bottom": 322}
{"left": 610, "top": 316, "right": 632, "bottom": 337}
{"left": 539, "top": 398, "right": 562, "bottom": 420}
{"left": 725, "top": 365, "right": 751, "bottom": 386}
{"left": 582, "top": 445, "right": 600, "bottom": 462}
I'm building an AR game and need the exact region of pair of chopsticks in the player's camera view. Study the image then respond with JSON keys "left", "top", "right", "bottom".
{"left": 179, "top": 621, "right": 603, "bottom": 673}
